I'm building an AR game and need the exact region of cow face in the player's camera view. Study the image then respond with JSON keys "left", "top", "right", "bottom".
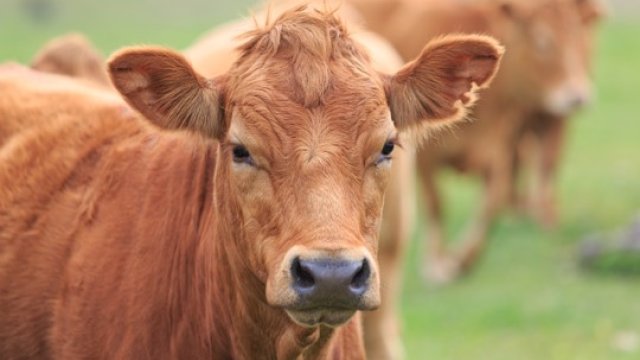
{"left": 109, "top": 8, "right": 502, "bottom": 328}
{"left": 499, "top": 0, "right": 603, "bottom": 116}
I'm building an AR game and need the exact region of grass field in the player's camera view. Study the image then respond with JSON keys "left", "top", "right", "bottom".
{"left": 2, "top": 1, "right": 639, "bottom": 359}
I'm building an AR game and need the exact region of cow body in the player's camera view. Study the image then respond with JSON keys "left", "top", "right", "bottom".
{"left": 0, "top": 64, "right": 365, "bottom": 360}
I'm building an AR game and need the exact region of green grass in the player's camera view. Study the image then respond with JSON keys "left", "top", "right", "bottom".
{"left": 2, "top": 1, "right": 639, "bottom": 359}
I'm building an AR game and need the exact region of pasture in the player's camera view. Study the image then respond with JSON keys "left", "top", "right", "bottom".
{"left": 1, "top": 0, "right": 639, "bottom": 358}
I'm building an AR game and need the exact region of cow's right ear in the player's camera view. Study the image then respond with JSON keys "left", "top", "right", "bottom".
{"left": 108, "top": 47, "right": 224, "bottom": 138}
{"left": 386, "top": 34, "right": 503, "bottom": 132}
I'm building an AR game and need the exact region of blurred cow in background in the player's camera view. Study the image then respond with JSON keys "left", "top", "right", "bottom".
{"left": 349, "top": 0, "right": 605, "bottom": 284}
{"left": 515, "top": 0, "right": 605, "bottom": 228}
{"left": 31, "top": 33, "right": 111, "bottom": 88}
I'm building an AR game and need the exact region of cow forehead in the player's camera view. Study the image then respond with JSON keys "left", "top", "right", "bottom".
{"left": 227, "top": 49, "right": 384, "bottom": 114}
{"left": 531, "top": 0, "right": 582, "bottom": 28}
{"left": 228, "top": 6, "right": 383, "bottom": 106}
{"left": 223, "top": 6, "right": 395, "bottom": 165}
{"left": 228, "top": 89, "right": 393, "bottom": 162}
{"left": 511, "top": 0, "right": 581, "bottom": 56}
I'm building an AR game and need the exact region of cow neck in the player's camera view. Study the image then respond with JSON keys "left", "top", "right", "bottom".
{"left": 207, "top": 149, "right": 341, "bottom": 359}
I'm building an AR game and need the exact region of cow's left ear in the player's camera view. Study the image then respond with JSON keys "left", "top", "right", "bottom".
{"left": 108, "top": 47, "right": 224, "bottom": 138}
{"left": 386, "top": 34, "right": 503, "bottom": 132}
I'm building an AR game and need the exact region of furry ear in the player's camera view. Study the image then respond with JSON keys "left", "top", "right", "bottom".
{"left": 108, "top": 47, "right": 224, "bottom": 138}
{"left": 386, "top": 34, "right": 504, "bottom": 131}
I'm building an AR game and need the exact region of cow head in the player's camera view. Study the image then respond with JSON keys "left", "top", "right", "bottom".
{"left": 497, "top": 0, "right": 604, "bottom": 116}
{"left": 108, "top": 7, "right": 502, "bottom": 328}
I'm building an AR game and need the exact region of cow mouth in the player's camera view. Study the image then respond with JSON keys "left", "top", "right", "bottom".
{"left": 284, "top": 308, "right": 357, "bottom": 328}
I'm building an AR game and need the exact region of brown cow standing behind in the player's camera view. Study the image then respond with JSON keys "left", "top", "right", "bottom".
{"left": 0, "top": 7, "right": 503, "bottom": 359}
{"left": 514, "top": 0, "right": 604, "bottom": 228}
{"left": 0, "top": 35, "right": 112, "bottom": 148}
{"left": 349, "top": 0, "right": 603, "bottom": 283}
{"left": 31, "top": 33, "right": 111, "bottom": 88}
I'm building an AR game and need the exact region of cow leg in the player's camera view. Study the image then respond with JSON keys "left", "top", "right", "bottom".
{"left": 529, "top": 116, "right": 567, "bottom": 229}
{"left": 507, "top": 139, "right": 523, "bottom": 210}
{"left": 416, "top": 157, "right": 459, "bottom": 284}
{"left": 510, "top": 132, "right": 537, "bottom": 213}
{"left": 455, "top": 151, "right": 512, "bottom": 274}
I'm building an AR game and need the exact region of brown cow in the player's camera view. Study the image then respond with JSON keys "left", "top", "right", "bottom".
{"left": 31, "top": 10, "right": 414, "bottom": 358}
{"left": 349, "top": 0, "right": 603, "bottom": 283}
{"left": 24, "top": 15, "right": 413, "bottom": 360}
{"left": 0, "top": 7, "right": 503, "bottom": 359}
{"left": 184, "top": 3, "right": 414, "bottom": 359}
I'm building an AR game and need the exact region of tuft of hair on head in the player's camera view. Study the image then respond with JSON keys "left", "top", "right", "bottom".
{"left": 234, "top": 4, "right": 359, "bottom": 107}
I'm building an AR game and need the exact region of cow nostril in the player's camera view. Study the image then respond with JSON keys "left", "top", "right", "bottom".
{"left": 350, "top": 259, "right": 370, "bottom": 293}
{"left": 292, "top": 257, "right": 315, "bottom": 289}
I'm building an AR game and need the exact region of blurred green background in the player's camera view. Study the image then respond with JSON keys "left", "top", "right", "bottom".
{"left": 1, "top": 0, "right": 639, "bottom": 359}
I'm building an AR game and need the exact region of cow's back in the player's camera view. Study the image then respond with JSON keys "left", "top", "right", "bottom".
{"left": 0, "top": 68, "right": 218, "bottom": 359}
{"left": 0, "top": 64, "right": 122, "bottom": 146}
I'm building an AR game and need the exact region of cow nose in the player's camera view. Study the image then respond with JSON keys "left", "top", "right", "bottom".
{"left": 290, "top": 257, "right": 370, "bottom": 309}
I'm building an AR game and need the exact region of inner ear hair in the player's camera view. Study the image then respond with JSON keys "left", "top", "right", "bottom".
{"left": 108, "top": 47, "right": 224, "bottom": 138}
{"left": 388, "top": 33, "right": 504, "bottom": 131}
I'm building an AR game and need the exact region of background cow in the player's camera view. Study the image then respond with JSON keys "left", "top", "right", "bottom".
{"left": 348, "top": 0, "right": 604, "bottom": 283}
{"left": 0, "top": 6, "right": 502, "bottom": 359}
{"left": 30, "top": 33, "right": 111, "bottom": 88}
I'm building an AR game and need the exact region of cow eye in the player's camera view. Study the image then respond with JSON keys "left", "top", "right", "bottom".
{"left": 376, "top": 140, "right": 395, "bottom": 165}
{"left": 381, "top": 141, "right": 395, "bottom": 156}
{"left": 232, "top": 144, "right": 254, "bottom": 165}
